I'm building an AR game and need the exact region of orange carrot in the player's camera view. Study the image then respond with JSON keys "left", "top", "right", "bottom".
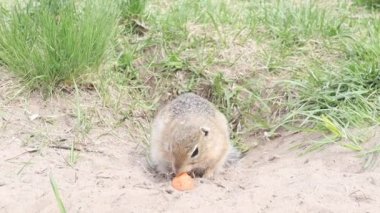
{"left": 171, "top": 173, "right": 194, "bottom": 191}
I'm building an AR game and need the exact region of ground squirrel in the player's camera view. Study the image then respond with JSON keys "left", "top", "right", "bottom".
{"left": 149, "top": 92, "right": 239, "bottom": 178}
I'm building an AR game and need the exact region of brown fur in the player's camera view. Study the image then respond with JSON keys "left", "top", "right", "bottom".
{"left": 149, "top": 93, "right": 238, "bottom": 178}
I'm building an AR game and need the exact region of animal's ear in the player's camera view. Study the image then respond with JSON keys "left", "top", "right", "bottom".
{"left": 200, "top": 127, "right": 209, "bottom": 136}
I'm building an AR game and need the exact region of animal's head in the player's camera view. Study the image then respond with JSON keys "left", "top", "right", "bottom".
{"left": 170, "top": 126, "right": 210, "bottom": 175}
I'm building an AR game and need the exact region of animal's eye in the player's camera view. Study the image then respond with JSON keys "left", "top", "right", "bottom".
{"left": 191, "top": 147, "right": 199, "bottom": 158}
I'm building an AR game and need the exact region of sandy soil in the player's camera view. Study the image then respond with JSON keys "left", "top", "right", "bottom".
{"left": 1, "top": 72, "right": 380, "bottom": 213}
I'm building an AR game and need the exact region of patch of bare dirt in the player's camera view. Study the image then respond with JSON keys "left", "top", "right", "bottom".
{"left": 1, "top": 71, "right": 380, "bottom": 213}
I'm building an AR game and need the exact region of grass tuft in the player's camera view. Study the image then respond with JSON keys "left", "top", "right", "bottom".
{"left": 119, "top": 0, "right": 146, "bottom": 20}
{"left": 0, "top": 0, "right": 119, "bottom": 94}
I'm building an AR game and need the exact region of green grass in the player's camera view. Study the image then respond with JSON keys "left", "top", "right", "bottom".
{"left": 0, "top": 0, "right": 379, "bottom": 158}
{"left": 355, "top": 0, "right": 380, "bottom": 8}
{"left": 49, "top": 173, "right": 67, "bottom": 213}
{"left": 280, "top": 14, "right": 380, "bottom": 134}
{"left": 247, "top": 0, "right": 347, "bottom": 50}
{"left": 0, "top": 0, "right": 119, "bottom": 94}
{"left": 119, "top": 0, "right": 146, "bottom": 20}
{"left": 109, "top": 0, "right": 380, "bottom": 155}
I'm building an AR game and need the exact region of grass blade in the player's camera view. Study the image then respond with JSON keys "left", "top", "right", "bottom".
{"left": 49, "top": 173, "right": 67, "bottom": 213}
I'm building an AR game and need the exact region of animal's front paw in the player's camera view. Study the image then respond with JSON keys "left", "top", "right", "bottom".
{"left": 203, "top": 169, "right": 215, "bottom": 180}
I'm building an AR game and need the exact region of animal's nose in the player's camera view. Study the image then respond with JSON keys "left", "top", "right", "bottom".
{"left": 173, "top": 162, "right": 184, "bottom": 174}
{"left": 174, "top": 165, "right": 180, "bottom": 174}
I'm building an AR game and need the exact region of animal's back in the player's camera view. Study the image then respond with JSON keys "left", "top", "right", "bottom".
{"left": 163, "top": 93, "right": 216, "bottom": 118}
